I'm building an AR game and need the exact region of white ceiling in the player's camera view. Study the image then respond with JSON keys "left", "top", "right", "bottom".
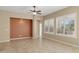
{"left": 0, "top": 6, "right": 68, "bottom": 16}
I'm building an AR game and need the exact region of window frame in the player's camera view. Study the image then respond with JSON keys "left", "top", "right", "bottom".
{"left": 56, "top": 13, "right": 77, "bottom": 38}
{"left": 44, "top": 18, "right": 54, "bottom": 34}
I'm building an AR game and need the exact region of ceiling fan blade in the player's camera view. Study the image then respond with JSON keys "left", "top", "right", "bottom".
{"left": 28, "top": 6, "right": 42, "bottom": 15}
{"left": 29, "top": 10, "right": 36, "bottom": 12}
{"left": 36, "top": 10, "right": 41, "bottom": 12}
{"left": 37, "top": 12, "right": 42, "bottom": 15}
{"left": 29, "top": 10, "right": 33, "bottom": 12}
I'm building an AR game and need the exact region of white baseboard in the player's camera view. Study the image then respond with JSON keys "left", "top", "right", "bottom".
{"left": 0, "top": 40, "right": 10, "bottom": 43}
{"left": 11, "top": 37, "right": 32, "bottom": 40}
{"left": 44, "top": 36, "right": 79, "bottom": 48}
{"left": 0, "top": 37, "right": 32, "bottom": 43}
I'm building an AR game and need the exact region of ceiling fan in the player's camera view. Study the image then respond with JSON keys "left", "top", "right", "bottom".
{"left": 29, "top": 6, "right": 42, "bottom": 15}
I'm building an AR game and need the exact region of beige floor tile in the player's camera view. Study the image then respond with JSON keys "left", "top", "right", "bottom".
{"left": 0, "top": 38, "right": 79, "bottom": 53}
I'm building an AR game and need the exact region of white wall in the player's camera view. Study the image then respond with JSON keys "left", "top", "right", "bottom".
{"left": 0, "top": 10, "right": 43, "bottom": 42}
{"left": 43, "top": 7, "right": 79, "bottom": 47}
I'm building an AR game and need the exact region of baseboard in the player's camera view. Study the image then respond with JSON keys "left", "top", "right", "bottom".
{"left": 11, "top": 37, "right": 32, "bottom": 40}
{"left": 0, "top": 40, "right": 10, "bottom": 43}
{"left": 44, "top": 36, "right": 79, "bottom": 48}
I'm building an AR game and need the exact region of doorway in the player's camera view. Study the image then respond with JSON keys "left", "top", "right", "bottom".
{"left": 38, "top": 21, "right": 42, "bottom": 39}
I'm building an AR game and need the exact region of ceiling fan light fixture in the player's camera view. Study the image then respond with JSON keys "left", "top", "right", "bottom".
{"left": 33, "top": 12, "right": 37, "bottom": 15}
{"left": 29, "top": 6, "right": 42, "bottom": 15}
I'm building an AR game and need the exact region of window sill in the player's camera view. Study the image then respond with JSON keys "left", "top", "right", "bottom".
{"left": 44, "top": 32, "right": 55, "bottom": 35}
{"left": 56, "top": 33, "right": 77, "bottom": 39}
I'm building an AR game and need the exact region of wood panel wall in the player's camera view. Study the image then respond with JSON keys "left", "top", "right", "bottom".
{"left": 10, "top": 17, "right": 32, "bottom": 39}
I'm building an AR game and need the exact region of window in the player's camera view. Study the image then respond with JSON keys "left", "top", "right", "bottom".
{"left": 49, "top": 19, "right": 54, "bottom": 33}
{"left": 56, "top": 13, "right": 77, "bottom": 38}
{"left": 44, "top": 20, "right": 49, "bottom": 33}
{"left": 44, "top": 18, "right": 54, "bottom": 34}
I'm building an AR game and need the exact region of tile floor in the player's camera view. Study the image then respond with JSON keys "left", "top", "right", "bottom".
{"left": 0, "top": 38, "right": 79, "bottom": 53}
